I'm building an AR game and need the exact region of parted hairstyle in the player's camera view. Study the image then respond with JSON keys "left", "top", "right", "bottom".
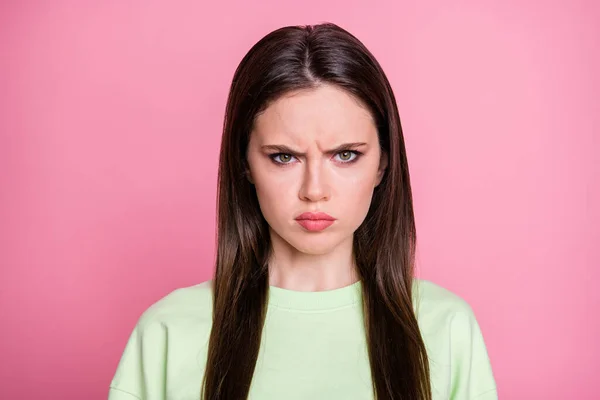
{"left": 201, "top": 22, "right": 431, "bottom": 400}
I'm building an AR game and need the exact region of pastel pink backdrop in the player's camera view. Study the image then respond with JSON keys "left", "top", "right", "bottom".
{"left": 1, "top": 1, "right": 598, "bottom": 399}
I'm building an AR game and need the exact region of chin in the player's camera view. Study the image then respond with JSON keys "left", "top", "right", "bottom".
{"left": 286, "top": 235, "right": 340, "bottom": 256}
{"left": 291, "top": 245, "right": 334, "bottom": 256}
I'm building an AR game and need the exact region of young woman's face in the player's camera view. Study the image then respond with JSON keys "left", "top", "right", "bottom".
{"left": 246, "top": 84, "right": 387, "bottom": 256}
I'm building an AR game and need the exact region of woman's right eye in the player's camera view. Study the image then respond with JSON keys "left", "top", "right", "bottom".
{"left": 270, "top": 153, "right": 296, "bottom": 164}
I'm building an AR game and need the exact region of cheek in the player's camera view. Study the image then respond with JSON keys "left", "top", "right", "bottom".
{"left": 253, "top": 174, "right": 295, "bottom": 225}
{"left": 337, "top": 178, "right": 376, "bottom": 219}
{"left": 331, "top": 168, "right": 379, "bottom": 233}
{"left": 337, "top": 163, "right": 378, "bottom": 198}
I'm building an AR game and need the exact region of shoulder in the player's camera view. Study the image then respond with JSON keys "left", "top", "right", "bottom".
{"left": 413, "top": 278, "right": 473, "bottom": 313}
{"left": 412, "top": 278, "right": 479, "bottom": 335}
{"left": 413, "top": 279, "right": 497, "bottom": 398}
{"left": 109, "top": 280, "right": 215, "bottom": 397}
{"left": 135, "top": 279, "right": 214, "bottom": 331}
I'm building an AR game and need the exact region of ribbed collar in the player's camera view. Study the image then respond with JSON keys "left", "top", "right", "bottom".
{"left": 267, "top": 280, "right": 363, "bottom": 311}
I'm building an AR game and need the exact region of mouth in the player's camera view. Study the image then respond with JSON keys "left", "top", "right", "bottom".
{"left": 295, "top": 212, "right": 336, "bottom": 232}
{"left": 295, "top": 212, "right": 336, "bottom": 221}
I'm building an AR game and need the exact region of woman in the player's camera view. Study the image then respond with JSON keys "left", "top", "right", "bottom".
{"left": 108, "top": 23, "right": 497, "bottom": 400}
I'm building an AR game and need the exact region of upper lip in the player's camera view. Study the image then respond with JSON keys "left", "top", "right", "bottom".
{"left": 295, "top": 212, "right": 336, "bottom": 221}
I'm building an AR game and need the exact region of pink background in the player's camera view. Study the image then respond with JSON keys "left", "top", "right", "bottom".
{"left": 1, "top": 1, "right": 598, "bottom": 399}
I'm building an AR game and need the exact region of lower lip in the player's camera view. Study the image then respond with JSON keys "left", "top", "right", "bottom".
{"left": 296, "top": 219, "right": 335, "bottom": 232}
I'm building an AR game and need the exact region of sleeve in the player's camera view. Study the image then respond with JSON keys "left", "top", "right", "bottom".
{"left": 448, "top": 307, "right": 498, "bottom": 400}
{"left": 108, "top": 319, "right": 168, "bottom": 400}
{"left": 108, "top": 387, "right": 142, "bottom": 400}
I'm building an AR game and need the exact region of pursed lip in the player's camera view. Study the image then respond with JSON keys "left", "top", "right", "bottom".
{"left": 295, "top": 212, "right": 336, "bottom": 221}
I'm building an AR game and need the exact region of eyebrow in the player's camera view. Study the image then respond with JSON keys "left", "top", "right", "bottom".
{"left": 260, "top": 142, "right": 368, "bottom": 156}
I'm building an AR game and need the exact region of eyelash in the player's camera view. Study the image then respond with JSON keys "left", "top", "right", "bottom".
{"left": 268, "top": 150, "right": 363, "bottom": 166}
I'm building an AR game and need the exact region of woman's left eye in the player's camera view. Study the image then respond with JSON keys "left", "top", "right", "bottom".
{"left": 334, "top": 150, "right": 360, "bottom": 163}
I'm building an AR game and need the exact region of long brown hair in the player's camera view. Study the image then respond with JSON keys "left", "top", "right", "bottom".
{"left": 202, "top": 23, "right": 431, "bottom": 400}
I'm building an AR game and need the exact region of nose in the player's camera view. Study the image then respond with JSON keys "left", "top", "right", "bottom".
{"left": 298, "top": 160, "right": 330, "bottom": 202}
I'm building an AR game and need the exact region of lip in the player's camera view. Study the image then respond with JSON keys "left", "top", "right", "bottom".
{"left": 295, "top": 212, "right": 336, "bottom": 221}
{"left": 295, "top": 212, "right": 336, "bottom": 232}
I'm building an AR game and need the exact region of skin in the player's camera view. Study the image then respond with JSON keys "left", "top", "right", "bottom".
{"left": 246, "top": 84, "right": 387, "bottom": 292}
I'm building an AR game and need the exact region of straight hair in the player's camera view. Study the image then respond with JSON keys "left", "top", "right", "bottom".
{"left": 202, "top": 22, "right": 431, "bottom": 400}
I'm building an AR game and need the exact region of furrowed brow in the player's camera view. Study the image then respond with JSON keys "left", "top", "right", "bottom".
{"left": 260, "top": 142, "right": 367, "bottom": 156}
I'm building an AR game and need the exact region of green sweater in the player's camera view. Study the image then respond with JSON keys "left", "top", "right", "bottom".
{"left": 108, "top": 279, "right": 497, "bottom": 399}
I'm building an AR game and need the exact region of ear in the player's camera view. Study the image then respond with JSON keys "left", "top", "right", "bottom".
{"left": 245, "top": 168, "right": 255, "bottom": 185}
{"left": 375, "top": 151, "right": 388, "bottom": 187}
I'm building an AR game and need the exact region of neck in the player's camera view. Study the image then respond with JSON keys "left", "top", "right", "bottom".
{"left": 267, "top": 228, "right": 359, "bottom": 292}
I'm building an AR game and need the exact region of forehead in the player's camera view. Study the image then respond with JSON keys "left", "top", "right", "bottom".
{"left": 251, "top": 84, "right": 377, "bottom": 145}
